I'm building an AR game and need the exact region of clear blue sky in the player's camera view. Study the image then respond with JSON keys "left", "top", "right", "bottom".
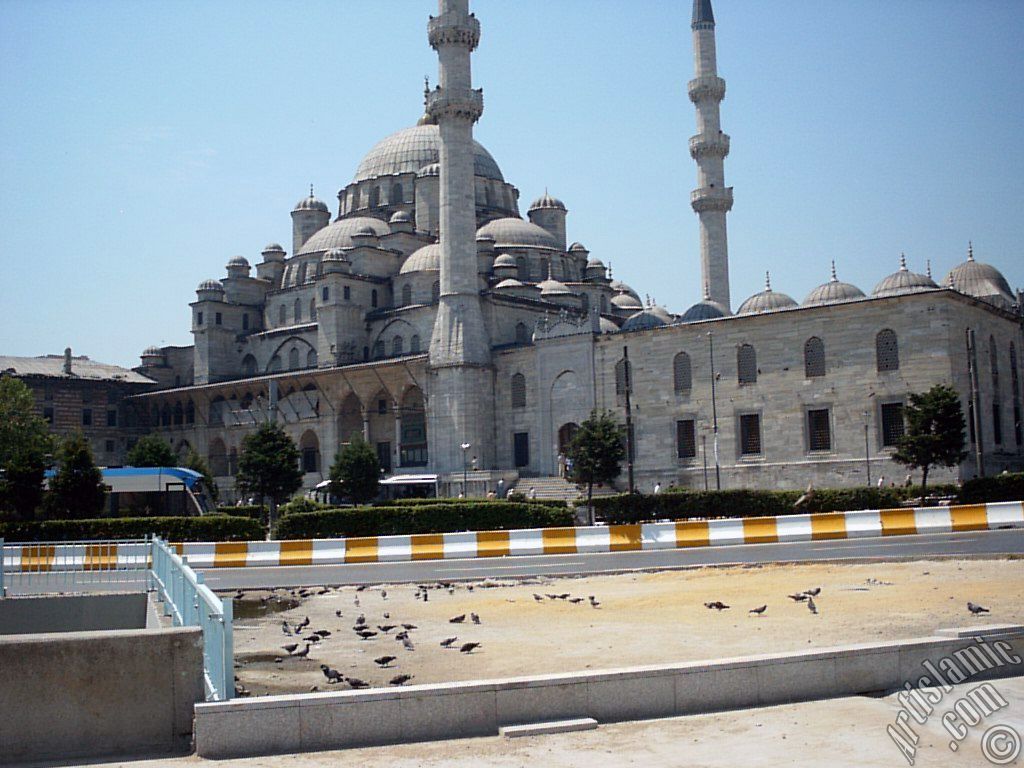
{"left": 1, "top": 0, "right": 1021, "bottom": 369}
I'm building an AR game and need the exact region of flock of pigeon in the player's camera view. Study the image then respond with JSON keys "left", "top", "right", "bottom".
{"left": 701, "top": 585, "right": 823, "bottom": 618}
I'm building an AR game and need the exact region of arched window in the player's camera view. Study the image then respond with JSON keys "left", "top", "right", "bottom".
{"left": 269, "top": 354, "right": 282, "bottom": 373}
{"left": 288, "top": 347, "right": 300, "bottom": 370}
{"left": 615, "top": 358, "right": 629, "bottom": 395}
{"left": 600, "top": 294, "right": 608, "bottom": 313}
{"left": 516, "top": 255, "right": 528, "bottom": 281}
{"left": 185, "top": 400, "right": 195, "bottom": 424}
{"left": 294, "top": 298, "right": 302, "bottom": 323}
{"left": 673, "top": 352, "right": 692, "bottom": 393}
{"left": 349, "top": 188, "right": 359, "bottom": 211}
{"left": 208, "top": 438, "right": 228, "bottom": 477}
{"left": 511, "top": 373, "right": 526, "bottom": 408}
{"left": 804, "top": 337, "right": 825, "bottom": 378}
{"left": 297, "top": 262, "right": 307, "bottom": 284}
{"left": 160, "top": 404, "right": 171, "bottom": 426}
{"left": 307, "top": 349, "right": 317, "bottom": 368}
{"left": 368, "top": 186, "right": 380, "bottom": 208}
{"left": 309, "top": 298, "right": 317, "bottom": 321}
{"left": 515, "top": 322, "right": 530, "bottom": 345}
{"left": 209, "top": 396, "right": 225, "bottom": 426}
{"left": 410, "top": 334, "right": 421, "bottom": 353}
{"left": 876, "top": 329, "right": 899, "bottom": 372}
{"left": 299, "top": 430, "right": 320, "bottom": 474}
{"left": 373, "top": 340, "right": 385, "bottom": 358}
{"left": 391, "top": 182, "right": 403, "bottom": 204}
{"left": 737, "top": 344, "right": 757, "bottom": 384}
{"left": 485, "top": 185, "right": 494, "bottom": 207}
{"left": 392, "top": 336, "right": 404, "bottom": 356}
{"left": 540, "top": 257, "right": 550, "bottom": 278}
{"left": 580, "top": 293, "right": 590, "bottom": 313}
{"left": 173, "top": 401, "right": 184, "bottom": 425}
{"left": 241, "top": 354, "right": 257, "bottom": 376}
{"left": 228, "top": 447, "right": 239, "bottom": 476}
{"left": 1010, "top": 342, "right": 1022, "bottom": 447}
{"left": 278, "top": 304, "right": 286, "bottom": 325}
{"left": 401, "top": 284, "right": 412, "bottom": 306}
{"left": 371, "top": 289, "right": 378, "bottom": 308}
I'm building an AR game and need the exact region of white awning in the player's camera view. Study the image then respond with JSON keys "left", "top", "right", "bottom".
{"left": 379, "top": 474, "right": 438, "bottom": 486}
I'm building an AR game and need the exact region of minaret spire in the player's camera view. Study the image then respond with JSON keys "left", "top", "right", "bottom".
{"left": 689, "top": 0, "right": 732, "bottom": 312}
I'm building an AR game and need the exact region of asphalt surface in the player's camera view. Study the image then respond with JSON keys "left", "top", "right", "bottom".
{"left": 6, "top": 528, "right": 1022, "bottom": 595}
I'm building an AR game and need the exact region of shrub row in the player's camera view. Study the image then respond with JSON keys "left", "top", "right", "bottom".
{"left": 214, "top": 504, "right": 268, "bottom": 520}
{"left": 591, "top": 485, "right": 961, "bottom": 525}
{"left": 372, "top": 497, "right": 568, "bottom": 510}
{"left": 0, "top": 515, "right": 264, "bottom": 543}
{"left": 959, "top": 473, "right": 1024, "bottom": 504}
{"left": 276, "top": 501, "right": 574, "bottom": 540}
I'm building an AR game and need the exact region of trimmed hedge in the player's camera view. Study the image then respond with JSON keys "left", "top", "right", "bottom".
{"left": 0, "top": 515, "right": 264, "bottom": 543}
{"left": 276, "top": 501, "right": 574, "bottom": 540}
{"left": 373, "top": 497, "right": 568, "bottom": 510}
{"left": 592, "top": 486, "right": 962, "bottom": 525}
{"left": 215, "top": 504, "right": 268, "bottom": 520}
{"left": 959, "top": 473, "right": 1024, "bottom": 504}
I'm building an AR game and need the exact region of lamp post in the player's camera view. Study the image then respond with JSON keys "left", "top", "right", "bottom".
{"left": 460, "top": 442, "right": 471, "bottom": 497}
{"left": 701, "top": 433, "right": 709, "bottom": 491}
{"left": 707, "top": 331, "right": 721, "bottom": 490}
{"left": 863, "top": 409, "right": 871, "bottom": 487}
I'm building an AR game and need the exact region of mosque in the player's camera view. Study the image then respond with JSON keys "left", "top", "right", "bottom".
{"left": 136, "top": 0, "right": 1023, "bottom": 498}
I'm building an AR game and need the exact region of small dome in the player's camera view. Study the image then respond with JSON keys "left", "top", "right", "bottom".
{"left": 389, "top": 210, "right": 413, "bottom": 224}
{"left": 680, "top": 294, "right": 728, "bottom": 322}
{"left": 353, "top": 224, "right": 378, "bottom": 238}
{"left": 622, "top": 308, "right": 669, "bottom": 332}
{"left": 476, "top": 233, "right": 496, "bottom": 243}
{"left": 262, "top": 243, "right": 285, "bottom": 253}
{"left": 804, "top": 262, "right": 866, "bottom": 306}
{"left": 944, "top": 244, "right": 1014, "bottom": 305}
{"left": 738, "top": 272, "right": 798, "bottom": 314}
{"left": 293, "top": 193, "right": 328, "bottom": 213}
{"left": 610, "top": 293, "right": 643, "bottom": 310}
{"left": 586, "top": 258, "right": 606, "bottom": 269}
{"left": 494, "top": 278, "right": 525, "bottom": 289}
{"left": 477, "top": 218, "right": 559, "bottom": 250}
{"left": 417, "top": 162, "right": 440, "bottom": 177}
{"left": 226, "top": 255, "right": 249, "bottom": 268}
{"left": 599, "top": 317, "right": 620, "bottom": 334}
{"left": 528, "top": 191, "right": 566, "bottom": 212}
{"left": 399, "top": 243, "right": 440, "bottom": 274}
{"left": 196, "top": 278, "right": 224, "bottom": 293}
{"left": 609, "top": 279, "right": 640, "bottom": 301}
{"left": 568, "top": 242, "right": 588, "bottom": 253}
{"left": 142, "top": 345, "right": 163, "bottom": 357}
{"left": 298, "top": 217, "right": 391, "bottom": 255}
{"left": 492, "top": 253, "right": 517, "bottom": 268}
{"left": 322, "top": 247, "right": 349, "bottom": 262}
{"left": 872, "top": 254, "right": 939, "bottom": 297}
{"left": 539, "top": 279, "right": 572, "bottom": 297}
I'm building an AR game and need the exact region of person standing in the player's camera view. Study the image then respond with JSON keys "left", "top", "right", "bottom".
{"left": 528, "top": 486, "right": 537, "bottom": 500}
{"left": 496, "top": 477, "right": 505, "bottom": 498}
{"left": 653, "top": 482, "right": 661, "bottom": 495}
{"left": 557, "top": 452, "right": 566, "bottom": 478}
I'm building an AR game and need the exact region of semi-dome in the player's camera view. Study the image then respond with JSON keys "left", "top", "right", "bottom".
{"left": 872, "top": 254, "right": 939, "bottom": 297}
{"left": 399, "top": 243, "right": 440, "bottom": 274}
{"left": 389, "top": 210, "right": 412, "bottom": 224}
{"left": 494, "top": 278, "right": 525, "bottom": 289}
{"left": 944, "top": 244, "right": 1014, "bottom": 305}
{"left": 622, "top": 307, "right": 670, "bottom": 332}
{"left": 353, "top": 124, "right": 504, "bottom": 182}
{"left": 293, "top": 194, "right": 328, "bottom": 212}
{"left": 477, "top": 218, "right": 559, "bottom": 250}
{"left": 610, "top": 293, "right": 643, "bottom": 310}
{"left": 803, "top": 262, "right": 866, "bottom": 306}
{"left": 298, "top": 217, "right": 391, "bottom": 255}
{"left": 528, "top": 191, "right": 566, "bottom": 211}
{"left": 738, "top": 272, "right": 798, "bottom": 314}
{"left": 196, "top": 278, "right": 223, "bottom": 293}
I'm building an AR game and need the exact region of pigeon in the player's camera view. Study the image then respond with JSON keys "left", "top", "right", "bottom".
{"left": 787, "top": 593, "right": 809, "bottom": 602}
{"left": 804, "top": 587, "right": 821, "bottom": 597}
{"left": 293, "top": 643, "right": 311, "bottom": 658}
{"left": 459, "top": 642, "right": 481, "bottom": 654}
{"left": 335, "top": 610, "right": 343, "bottom": 618}
{"left": 589, "top": 596, "right": 601, "bottom": 608}
{"left": 449, "top": 614, "right": 466, "bottom": 624}
{"left": 395, "top": 631, "right": 409, "bottom": 641}
{"left": 381, "top": 590, "right": 388, "bottom": 600}
{"left": 967, "top": 602, "right": 990, "bottom": 615}
{"left": 282, "top": 621, "right": 293, "bottom": 635}
{"left": 569, "top": 598, "right": 584, "bottom": 604}
{"left": 402, "top": 636, "right": 415, "bottom": 651}
{"left": 749, "top": 605, "right": 767, "bottom": 616}
{"left": 356, "top": 614, "right": 366, "bottom": 625}
{"left": 378, "top": 624, "right": 398, "bottom": 633}
{"left": 320, "top": 664, "right": 343, "bottom": 683}
{"left": 347, "top": 677, "right": 370, "bottom": 689}
{"left": 294, "top": 626, "right": 304, "bottom": 635}
{"left": 422, "top": 592, "right": 429, "bottom": 602}
{"left": 390, "top": 674, "right": 414, "bottom": 686}
{"left": 374, "top": 655, "right": 397, "bottom": 667}
{"left": 471, "top": 613, "right": 481, "bottom": 625}
{"left": 807, "top": 597, "right": 818, "bottom": 615}
{"left": 401, "top": 623, "right": 418, "bottom": 631}
{"left": 440, "top": 637, "right": 459, "bottom": 648}
{"left": 313, "top": 629, "right": 331, "bottom": 637}
{"left": 354, "top": 596, "right": 361, "bottom": 607}
{"left": 546, "top": 594, "right": 558, "bottom": 600}
{"left": 533, "top": 594, "right": 545, "bottom": 602}
{"left": 356, "top": 585, "right": 367, "bottom": 592}
{"left": 297, "top": 616, "right": 311, "bottom": 629}
{"left": 704, "top": 601, "right": 730, "bottom": 611}
{"left": 357, "top": 630, "right": 378, "bottom": 640}
{"left": 383, "top": 612, "right": 390, "bottom": 619}
{"left": 282, "top": 643, "right": 299, "bottom": 654}
{"left": 557, "top": 594, "right": 570, "bottom": 600}
{"left": 467, "top": 585, "right": 474, "bottom": 592}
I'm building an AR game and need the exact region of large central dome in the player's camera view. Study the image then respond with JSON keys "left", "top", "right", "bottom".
{"left": 353, "top": 124, "right": 504, "bottom": 183}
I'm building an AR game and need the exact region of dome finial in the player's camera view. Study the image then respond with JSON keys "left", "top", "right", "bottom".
{"left": 967, "top": 241, "right": 974, "bottom": 261}
{"left": 765, "top": 271, "right": 772, "bottom": 291}
{"left": 899, "top": 252, "right": 907, "bottom": 271}
{"left": 424, "top": 75, "right": 430, "bottom": 104}
{"left": 703, "top": 281, "right": 711, "bottom": 301}
{"left": 926, "top": 259, "right": 932, "bottom": 279}
{"left": 830, "top": 260, "right": 838, "bottom": 282}
{"left": 607, "top": 261, "right": 613, "bottom": 278}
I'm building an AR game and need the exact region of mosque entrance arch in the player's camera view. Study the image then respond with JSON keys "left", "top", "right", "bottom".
{"left": 557, "top": 422, "right": 579, "bottom": 456}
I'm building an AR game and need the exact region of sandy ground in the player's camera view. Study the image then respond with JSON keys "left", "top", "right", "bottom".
{"left": 58, "top": 676, "right": 1024, "bottom": 768}
{"left": 227, "top": 558, "right": 1024, "bottom": 695}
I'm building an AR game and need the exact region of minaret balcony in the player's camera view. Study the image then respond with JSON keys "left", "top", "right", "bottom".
{"left": 689, "top": 133, "right": 730, "bottom": 159}
{"left": 691, "top": 186, "right": 734, "bottom": 213}
{"left": 428, "top": 12, "right": 481, "bottom": 50}
{"left": 688, "top": 75, "right": 726, "bottom": 103}
{"left": 426, "top": 87, "right": 484, "bottom": 122}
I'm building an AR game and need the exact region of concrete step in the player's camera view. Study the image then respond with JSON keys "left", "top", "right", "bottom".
{"left": 500, "top": 718, "right": 599, "bottom": 738}
{"left": 513, "top": 477, "right": 619, "bottom": 502}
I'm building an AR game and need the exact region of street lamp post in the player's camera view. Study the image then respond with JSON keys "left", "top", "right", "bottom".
{"left": 863, "top": 410, "right": 871, "bottom": 487}
{"left": 707, "top": 331, "right": 721, "bottom": 490}
{"left": 460, "top": 442, "right": 471, "bottom": 497}
{"left": 701, "top": 433, "right": 709, "bottom": 491}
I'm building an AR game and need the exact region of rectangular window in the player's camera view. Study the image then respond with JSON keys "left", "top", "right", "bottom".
{"left": 513, "top": 432, "right": 530, "bottom": 468}
{"left": 242, "top": 313, "right": 249, "bottom": 330}
{"left": 880, "top": 402, "right": 905, "bottom": 447}
{"left": 322, "top": 287, "right": 330, "bottom": 301}
{"left": 807, "top": 408, "right": 831, "bottom": 451}
{"left": 992, "top": 403, "right": 1003, "bottom": 445}
{"left": 676, "top": 419, "right": 696, "bottom": 459}
{"left": 105, "top": 439, "right": 115, "bottom": 454}
{"left": 106, "top": 409, "right": 117, "bottom": 427}
{"left": 739, "top": 413, "right": 762, "bottom": 456}
{"left": 44, "top": 386, "right": 53, "bottom": 401}
{"left": 81, "top": 389, "right": 92, "bottom": 404}
{"left": 302, "top": 447, "right": 318, "bottom": 473}
{"left": 43, "top": 406, "right": 54, "bottom": 424}
{"left": 215, "top": 312, "right": 223, "bottom": 325}
{"left": 343, "top": 286, "right": 351, "bottom": 301}
{"left": 82, "top": 408, "right": 92, "bottom": 427}
{"left": 197, "top": 311, "right": 204, "bottom": 325}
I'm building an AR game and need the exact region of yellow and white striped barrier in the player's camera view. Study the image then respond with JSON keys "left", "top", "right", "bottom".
{"left": 3, "top": 501, "right": 1021, "bottom": 572}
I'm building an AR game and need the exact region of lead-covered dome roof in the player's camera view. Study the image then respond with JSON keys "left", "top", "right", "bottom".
{"left": 872, "top": 254, "right": 938, "bottom": 297}
{"left": 353, "top": 124, "right": 504, "bottom": 182}
{"left": 528, "top": 191, "right": 566, "bottom": 211}
{"left": 680, "top": 298, "right": 727, "bottom": 322}
{"left": 399, "top": 243, "right": 440, "bottom": 274}
{"left": 944, "top": 245, "right": 1014, "bottom": 305}
{"left": 298, "top": 217, "right": 391, "bottom": 255}
{"left": 293, "top": 194, "right": 328, "bottom": 212}
{"left": 622, "top": 305, "right": 673, "bottom": 332}
{"left": 803, "top": 262, "right": 866, "bottom": 306}
{"left": 477, "top": 218, "right": 559, "bottom": 250}
{"left": 738, "top": 272, "right": 798, "bottom": 314}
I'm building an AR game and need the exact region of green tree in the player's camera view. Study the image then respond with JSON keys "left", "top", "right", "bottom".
{"left": 567, "top": 410, "right": 627, "bottom": 524}
{"left": 329, "top": 435, "right": 380, "bottom": 504}
{"left": 0, "top": 376, "right": 54, "bottom": 521}
{"left": 46, "top": 432, "right": 107, "bottom": 519}
{"left": 125, "top": 434, "right": 176, "bottom": 467}
{"left": 892, "top": 384, "right": 968, "bottom": 493}
{"left": 183, "top": 448, "right": 219, "bottom": 504}
{"left": 235, "top": 422, "right": 302, "bottom": 535}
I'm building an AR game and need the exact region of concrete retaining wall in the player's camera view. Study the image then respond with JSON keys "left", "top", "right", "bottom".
{"left": 0, "top": 591, "right": 149, "bottom": 634}
{"left": 194, "top": 623, "right": 1024, "bottom": 759}
{"left": 0, "top": 626, "right": 204, "bottom": 764}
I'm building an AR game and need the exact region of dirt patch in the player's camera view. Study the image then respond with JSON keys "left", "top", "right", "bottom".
{"left": 227, "top": 558, "right": 1024, "bottom": 696}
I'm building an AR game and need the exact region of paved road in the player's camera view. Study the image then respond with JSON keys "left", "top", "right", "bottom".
{"left": 6, "top": 528, "right": 1022, "bottom": 595}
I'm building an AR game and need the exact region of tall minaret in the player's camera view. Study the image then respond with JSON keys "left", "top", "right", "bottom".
{"left": 689, "top": 0, "right": 732, "bottom": 311}
{"left": 425, "top": 0, "right": 495, "bottom": 475}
